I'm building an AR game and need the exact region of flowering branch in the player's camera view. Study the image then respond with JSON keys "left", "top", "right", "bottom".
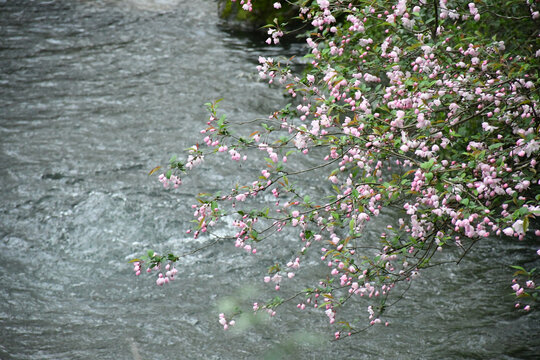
{"left": 132, "top": 0, "right": 540, "bottom": 339}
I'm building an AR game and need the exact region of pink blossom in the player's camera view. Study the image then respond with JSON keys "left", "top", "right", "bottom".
{"left": 235, "top": 193, "right": 247, "bottom": 202}
{"left": 138, "top": 0, "right": 540, "bottom": 335}
{"left": 512, "top": 220, "right": 525, "bottom": 235}
{"left": 502, "top": 227, "right": 514, "bottom": 236}
{"left": 317, "top": 0, "right": 330, "bottom": 9}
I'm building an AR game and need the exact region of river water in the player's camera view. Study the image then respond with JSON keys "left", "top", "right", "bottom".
{"left": 0, "top": 1, "right": 538, "bottom": 359}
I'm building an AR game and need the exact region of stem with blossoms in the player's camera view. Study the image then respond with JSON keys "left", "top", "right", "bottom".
{"left": 132, "top": 0, "right": 540, "bottom": 338}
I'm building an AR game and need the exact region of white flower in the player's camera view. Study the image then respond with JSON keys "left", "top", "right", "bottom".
{"left": 317, "top": 0, "right": 330, "bottom": 9}
{"left": 502, "top": 227, "right": 514, "bottom": 236}
{"left": 512, "top": 220, "right": 525, "bottom": 235}
{"left": 524, "top": 139, "right": 539, "bottom": 157}
{"left": 481, "top": 122, "right": 498, "bottom": 132}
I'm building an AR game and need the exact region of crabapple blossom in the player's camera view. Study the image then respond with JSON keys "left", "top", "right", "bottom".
{"left": 134, "top": 0, "right": 540, "bottom": 339}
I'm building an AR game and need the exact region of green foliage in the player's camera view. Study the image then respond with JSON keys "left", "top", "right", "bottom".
{"left": 218, "top": 0, "right": 300, "bottom": 33}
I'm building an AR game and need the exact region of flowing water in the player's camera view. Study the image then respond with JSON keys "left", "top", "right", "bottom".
{"left": 1, "top": 1, "right": 539, "bottom": 359}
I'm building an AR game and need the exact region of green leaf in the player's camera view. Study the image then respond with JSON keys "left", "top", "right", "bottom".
{"left": 167, "top": 254, "right": 179, "bottom": 262}
{"left": 286, "top": 149, "right": 296, "bottom": 156}
{"left": 268, "top": 264, "right": 281, "bottom": 274}
{"left": 420, "top": 158, "right": 436, "bottom": 171}
{"left": 488, "top": 143, "right": 504, "bottom": 150}
{"left": 510, "top": 265, "right": 527, "bottom": 272}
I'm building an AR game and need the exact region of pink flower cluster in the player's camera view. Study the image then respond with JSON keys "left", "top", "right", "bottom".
{"left": 218, "top": 313, "right": 235, "bottom": 330}
{"left": 155, "top": 263, "right": 178, "bottom": 286}
{"left": 230, "top": 0, "right": 252, "bottom": 12}
{"left": 133, "top": 257, "right": 178, "bottom": 287}
{"left": 512, "top": 277, "right": 536, "bottom": 312}
{"left": 138, "top": 0, "right": 540, "bottom": 337}
{"left": 158, "top": 173, "right": 181, "bottom": 188}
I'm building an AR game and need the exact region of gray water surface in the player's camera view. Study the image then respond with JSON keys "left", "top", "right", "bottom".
{"left": 1, "top": 1, "right": 539, "bottom": 359}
